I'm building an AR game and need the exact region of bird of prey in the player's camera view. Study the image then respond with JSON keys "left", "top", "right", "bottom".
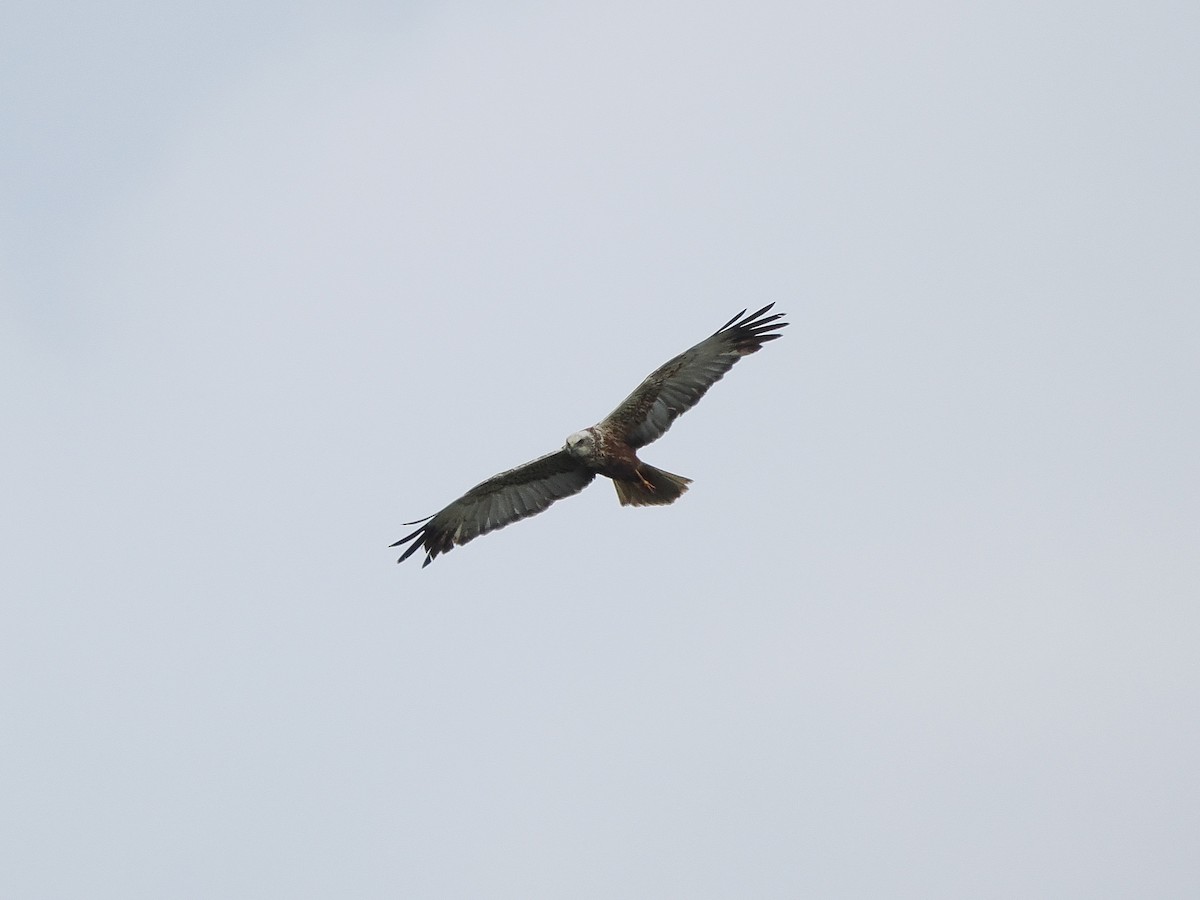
{"left": 392, "top": 304, "right": 787, "bottom": 566}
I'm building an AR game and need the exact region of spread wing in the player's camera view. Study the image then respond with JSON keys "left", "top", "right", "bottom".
{"left": 599, "top": 303, "right": 787, "bottom": 449}
{"left": 391, "top": 449, "right": 596, "bottom": 567}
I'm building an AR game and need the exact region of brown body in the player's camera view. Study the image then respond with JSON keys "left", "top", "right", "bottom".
{"left": 568, "top": 425, "right": 691, "bottom": 507}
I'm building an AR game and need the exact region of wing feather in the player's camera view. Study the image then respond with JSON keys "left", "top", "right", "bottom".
{"left": 391, "top": 448, "right": 595, "bottom": 566}
{"left": 600, "top": 303, "right": 787, "bottom": 448}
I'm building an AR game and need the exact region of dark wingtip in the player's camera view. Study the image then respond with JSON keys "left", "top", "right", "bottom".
{"left": 744, "top": 302, "right": 776, "bottom": 322}
{"left": 717, "top": 302, "right": 786, "bottom": 335}
{"left": 718, "top": 302, "right": 788, "bottom": 352}
{"left": 392, "top": 515, "right": 437, "bottom": 564}
{"left": 399, "top": 513, "right": 435, "bottom": 528}
{"left": 394, "top": 536, "right": 425, "bottom": 563}
{"left": 715, "top": 307, "right": 751, "bottom": 333}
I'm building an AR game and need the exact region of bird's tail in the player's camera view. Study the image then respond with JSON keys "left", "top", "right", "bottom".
{"left": 614, "top": 464, "right": 692, "bottom": 507}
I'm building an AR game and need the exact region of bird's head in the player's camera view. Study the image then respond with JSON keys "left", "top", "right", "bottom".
{"left": 565, "top": 430, "right": 596, "bottom": 459}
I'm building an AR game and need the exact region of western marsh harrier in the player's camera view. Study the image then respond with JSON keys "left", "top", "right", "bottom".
{"left": 393, "top": 304, "right": 787, "bottom": 566}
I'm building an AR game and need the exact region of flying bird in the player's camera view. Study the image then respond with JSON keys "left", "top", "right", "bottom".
{"left": 392, "top": 303, "right": 787, "bottom": 566}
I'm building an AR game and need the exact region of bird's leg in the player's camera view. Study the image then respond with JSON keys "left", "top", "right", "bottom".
{"left": 636, "top": 468, "right": 656, "bottom": 492}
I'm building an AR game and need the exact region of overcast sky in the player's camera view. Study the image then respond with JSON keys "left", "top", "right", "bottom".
{"left": 3, "top": 2, "right": 1198, "bottom": 897}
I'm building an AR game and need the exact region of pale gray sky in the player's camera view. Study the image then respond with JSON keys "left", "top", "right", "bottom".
{"left": 3, "top": 2, "right": 1198, "bottom": 897}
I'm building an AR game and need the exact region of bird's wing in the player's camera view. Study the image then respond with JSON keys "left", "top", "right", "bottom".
{"left": 599, "top": 304, "right": 787, "bottom": 449}
{"left": 391, "top": 449, "right": 595, "bottom": 567}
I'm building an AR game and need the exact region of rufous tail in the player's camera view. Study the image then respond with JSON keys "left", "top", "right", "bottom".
{"left": 613, "top": 464, "right": 692, "bottom": 507}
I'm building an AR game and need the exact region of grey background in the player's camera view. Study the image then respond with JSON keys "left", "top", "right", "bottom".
{"left": 4, "top": 2, "right": 1198, "bottom": 897}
